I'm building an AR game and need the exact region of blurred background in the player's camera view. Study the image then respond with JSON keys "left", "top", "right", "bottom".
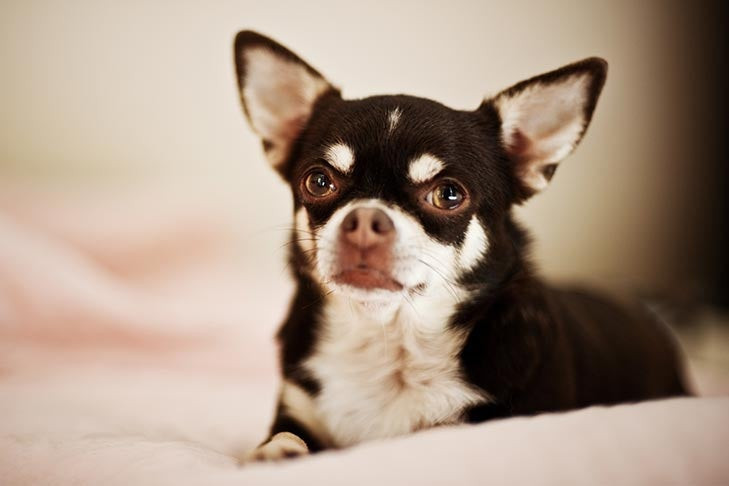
{"left": 1, "top": 0, "right": 726, "bottom": 302}
{"left": 0, "top": 1, "right": 727, "bottom": 479}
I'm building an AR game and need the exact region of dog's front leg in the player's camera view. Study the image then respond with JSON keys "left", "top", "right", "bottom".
{"left": 243, "top": 413, "right": 315, "bottom": 462}
{"left": 243, "top": 382, "right": 325, "bottom": 463}
{"left": 245, "top": 432, "right": 308, "bottom": 462}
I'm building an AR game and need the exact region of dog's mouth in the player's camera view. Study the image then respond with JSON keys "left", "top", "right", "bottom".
{"left": 333, "top": 266, "right": 403, "bottom": 292}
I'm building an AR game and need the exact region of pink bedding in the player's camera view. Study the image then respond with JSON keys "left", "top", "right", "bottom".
{"left": 1, "top": 188, "right": 727, "bottom": 485}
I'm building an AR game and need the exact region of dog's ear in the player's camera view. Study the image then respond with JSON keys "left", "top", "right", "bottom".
{"left": 234, "top": 31, "right": 338, "bottom": 172}
{"left": 484, "top": 58, "right": 607, "bottom": 199}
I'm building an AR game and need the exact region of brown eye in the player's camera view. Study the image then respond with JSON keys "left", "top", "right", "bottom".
{"left": 426, "top": 182, "right": 465, "bottom": 210}
{"left": 304, "top": 171, "right": 337, "bottom": 197}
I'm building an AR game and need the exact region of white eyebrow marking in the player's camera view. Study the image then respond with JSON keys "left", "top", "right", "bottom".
{"left": 387, "top": 107, "right": 402, "bottom": 134}
{"left": 324, "top": 143, "right": 355, "bottom": 174}
{"left": 407, "top": 153, "right": 445, "bottom": 183}
{"left": 458, "top": 216, "right": 488, "bottom": 271}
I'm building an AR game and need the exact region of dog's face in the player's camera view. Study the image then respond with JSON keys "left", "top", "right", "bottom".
{"left": 234, "top": 31, "right": 606, "bottom": 305}
{"left": 286, "top": 95, "right": 511, "bottom": 302}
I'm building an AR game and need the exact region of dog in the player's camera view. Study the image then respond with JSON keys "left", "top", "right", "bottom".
{"left": 232, "top": 31, "right": 687, "bottom": 461}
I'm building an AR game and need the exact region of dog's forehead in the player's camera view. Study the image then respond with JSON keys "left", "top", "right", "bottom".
{"left": 293, "top": 94, "right": 513, "bottom": 228}
{"left": 302, "top": 95, "right": 484, "bottom": 179}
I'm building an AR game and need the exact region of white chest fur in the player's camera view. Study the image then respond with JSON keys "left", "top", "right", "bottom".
{"left": 302, "top": 291, "right": 489, "bottom": 448}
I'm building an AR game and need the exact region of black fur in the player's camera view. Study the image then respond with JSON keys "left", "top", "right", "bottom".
{"left": 233, "top": 31, "right": 688, "bottom": 456}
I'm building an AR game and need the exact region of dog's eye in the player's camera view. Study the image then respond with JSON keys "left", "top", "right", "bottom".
{"left": 304, "top": 171, "right": 337, "bottom": 197}
{"left": 426, "top": 183, "right": 465, "bottom": 210}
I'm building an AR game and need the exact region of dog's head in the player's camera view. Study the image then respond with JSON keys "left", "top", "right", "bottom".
{"left": 233, "top": 31, "right": 606, "bottom": 306}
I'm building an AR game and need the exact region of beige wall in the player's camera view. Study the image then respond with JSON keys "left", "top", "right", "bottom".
{"left": 0, "top": 0, "right": 709, "bottom": 292}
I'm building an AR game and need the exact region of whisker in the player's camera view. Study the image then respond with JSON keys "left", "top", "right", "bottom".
{"left": 242, "top": 224, "right": 319, "bottom": 239}
{"left": 417, "top": 258, "right": 460, "bottom": 301}
{"left": 301, "top": 287, "right": 336, "bottom": 311}
{"left": 402, "top": 291, "right": 421, "bottom": 319}
{"left": 380, "top": 319, "right": 389, "bottom": 356}
{"left": 416, "top": 250, "right": 460, "bottom": 286}
{"left": 280, "top": 238, "right": 321, "bottom": 249}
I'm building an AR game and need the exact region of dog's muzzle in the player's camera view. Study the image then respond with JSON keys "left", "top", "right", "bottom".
{"left": 333, "top": 207, "right": 401, "bottom": 291}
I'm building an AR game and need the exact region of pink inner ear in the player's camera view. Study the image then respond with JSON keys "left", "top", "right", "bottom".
{"left": 497, "top": 73, "right": 592, "bottom": 154}
{"left": 274, "top": 114, "right": 308, "bottom": 149}
{"left": 241, "top": 46, "right": 332, "bottom": 168}
{"left": 507, "top": 129, "right": 547, "bottom": 167}
{"left": 507, "top": 129, "right": 564, "bottom": 194}
{"left": 507, "top": 129, "right": 532, "bottom": 159}
{"left": 490, "top": 58, "right": 607, "bottom": 196}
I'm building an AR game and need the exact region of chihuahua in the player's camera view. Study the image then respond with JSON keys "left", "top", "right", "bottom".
{"left": 233, "top": 31, "right": 687, "bottom": 461}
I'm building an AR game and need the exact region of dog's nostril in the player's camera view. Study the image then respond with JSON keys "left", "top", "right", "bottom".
{"left": 341, "top": 211, "right": 359, "bottom": 233}
{"left": 370, "top": 209, "right": 394, "bottom": 235}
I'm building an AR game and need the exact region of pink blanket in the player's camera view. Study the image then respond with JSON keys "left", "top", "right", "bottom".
{"left": 1, "top": 188, "right": 727, "bottom": 485}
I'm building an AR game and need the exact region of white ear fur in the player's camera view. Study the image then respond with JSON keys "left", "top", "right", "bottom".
{"left": 235, "top": 32, "right": 335, "bottom": 169}
{"left": 492, "top": 58, "right": 607, "bottom": 195}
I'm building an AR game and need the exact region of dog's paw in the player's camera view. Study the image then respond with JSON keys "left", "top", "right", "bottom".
{"left": 242, "top": 432, "right": 309, "bottom": 463}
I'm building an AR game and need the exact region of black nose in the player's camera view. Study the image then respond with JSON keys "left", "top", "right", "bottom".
{"left": 340, "top": 208, "right": 395, "bottom": 248}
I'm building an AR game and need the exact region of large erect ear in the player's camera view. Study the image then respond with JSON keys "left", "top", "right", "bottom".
{"left": 486, "top": 58, "right": 607, "bottom": 198}
{"left": 233, "top": 31, "right": 338, "bottom": 171}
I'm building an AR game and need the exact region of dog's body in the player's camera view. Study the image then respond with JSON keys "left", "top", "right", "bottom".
{"left": 233, "top": 31, "right": 687, "bottom": 460}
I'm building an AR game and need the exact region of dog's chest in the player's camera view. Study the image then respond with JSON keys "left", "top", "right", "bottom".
{"left": 304, "top": 298, "right": 488, "bottom": 447}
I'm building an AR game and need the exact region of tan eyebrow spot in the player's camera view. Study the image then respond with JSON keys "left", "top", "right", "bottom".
{"left": 408, "top": 153, "right": 445, "bottom": 183}
{"left": 324, "top": 143, "right": 355, "bottom": 174}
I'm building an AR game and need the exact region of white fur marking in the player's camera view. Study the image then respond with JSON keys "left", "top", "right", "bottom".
{"left": 305, "top": 289, "right": 489, "bottom": 447}
{"left": 458, "top": 216, "right": 488, "bottom": 271}
{"left": 324, "top": 143, "right": 355, "bottom": 175}
{"left": 408, "top": 154, "right": 445, "bottom": 184}
{"left": 387, "top": 107, "right": 402, "bottom": 134}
